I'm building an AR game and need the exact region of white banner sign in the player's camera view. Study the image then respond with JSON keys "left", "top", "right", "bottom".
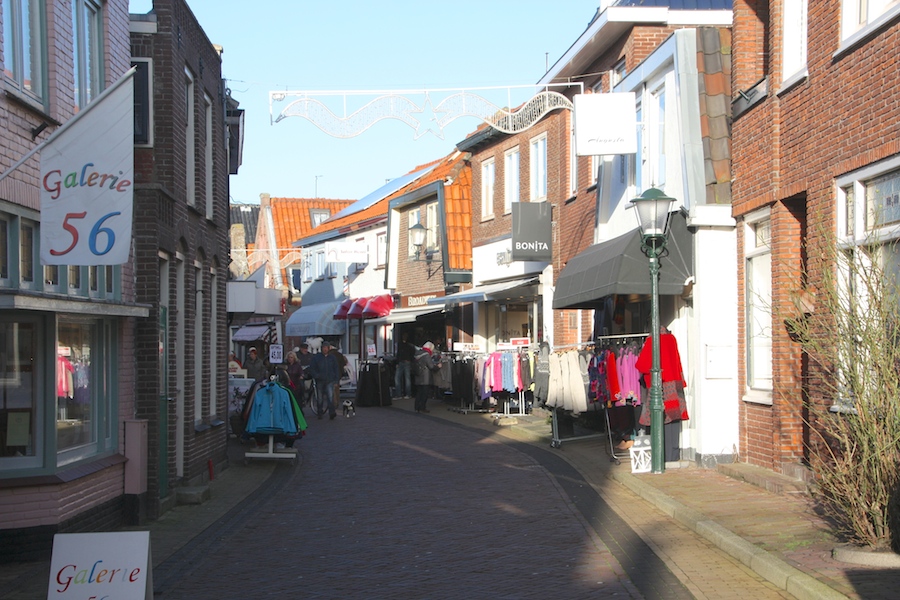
{"left": 325, "top": 241, "right": 368, "bottom": 263}
{"left": 48, "top": 531, "right": 152, "bottom": 599}
{"left": 40, "top": 70, "right": 135, "bottom": 265}
{"left": 574, "top": 92, "right": 637, "bottom": 156}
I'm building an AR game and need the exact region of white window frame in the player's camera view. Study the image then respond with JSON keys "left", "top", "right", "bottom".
{"left": 193, "top": 262, "right": 203, "bottom": 425}
{"left": 315, "top": 250, "right": 326, "bottom": 280}
{"left": 376, "top": 232, "right": 387, "bottom": 267}
{"left": 303, "top": 252, "right": 312, "bottom": 282}
{"left": 481, "top": 158, "right": 495, "bottom": 220}
{"left": 744, "top": 209, "right": 773, "bottom": 404}
{"left": 505, "top": 147, "right": 520, "bottom": 213}
{"left": 204, "top": 92, "right": 214, "bottom": 220}
{"left": 72, "top": 0, "right": 103, "bottom": 110}
{"left": 840, "top": 0, "right": 900, "bottom": 45}
{"left": 2, "top": 0, "right": 46, "bottom": 106}
{"left": 426, "top": 201, "right": 440, "bottom": 252}
{"left": 530, "top": 133, "right": 548, "bottom": 201}
{"left": 408, "top": 208, "right": 422, "bottom": 258}
{"left": 184, "top": 68, "right": 196, "bottom": 206}
{"left": 569, "top": 131, "right": 578, "bottom": 197}
{"left": 781, "top": 0, "right": 808, "bottom": 87}
{"left": 310, "top": 209, "right": 330, "bottom": 228}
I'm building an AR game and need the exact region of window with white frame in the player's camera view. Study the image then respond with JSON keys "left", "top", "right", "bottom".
{"left": 310, "top": 209, "right": 330, "bottom": 228}
{"left": 505, "top": 147, "right": 519, "bottom": 213}
{"left": 376, "top": 232, "right": 387, "bottom": 267}
{"left": 745, "top": 212, "right": 773, "bottom": 399}
{"left": 72, "top": 0, "right": 102, "bottom": 110}
{"left": 19, "top": 218, "right": 35, "bottom": 287}
{"left": 530, "top": 133, "right": 547, "bottom": 201}
{"left": 610, "top": 59, "right": 626, "bottom": 88}
{"left": 204, "top": 93, "right": 214, "bottom": 219}
{"left": 634, "top": 101, "right": 644, "bottom": 192}
{"left": 481, "top": 158, "right": 495, "bottom": 220}
{"left": 841, "top": 0, "right": 900, "bottom": 41}
{"left": 2, "top": 0, "right": 46, "bottom": 105}
{"left": 570, "top": 131, "right": 578, "bottom": 196}
{"left": 303, "top": 253, "right": 312, "bottom": 282}
{"left": 315, "top": 250, "right": 326, "bottom": 279}
{"left": 591, "top": 155, "right": 600, "bottom": 187}
{"left": 782, "top": 0, "right": 808, "bottom": 83}
{"left": 426, "top": 201, "right": 440, "bottom": 252}
{"left": 649, "top": 83, "right": 667, "bottom": 188}
{"left": 408, "top": 208, "right": 421, "bottom": 258}
{"left": 185, "top": 68, "right": 196, "bottom": 206}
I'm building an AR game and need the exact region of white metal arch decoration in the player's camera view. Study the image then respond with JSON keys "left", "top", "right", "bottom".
{"left": 269, "top": 83, "right": 579, "bottom": 139}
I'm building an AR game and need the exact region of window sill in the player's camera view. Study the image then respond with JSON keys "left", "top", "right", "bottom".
{"left": 776, "top": 70, "right": 808, "bottom": 96}
{"left": 3, "top": 86, "right": 55, "bottom": 123}
{"left": 835, "top": 5, "right": 900, "bottom": 59}
{"left": 742, "top": 389, "right": 773, "bottom": 406}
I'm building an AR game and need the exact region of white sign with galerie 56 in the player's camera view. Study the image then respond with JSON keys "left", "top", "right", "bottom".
{"left": 48, "top": 531, "right": 152, "bottom": 599}
{"left": 40, "top": 69, "right": 135, "bottom": 266}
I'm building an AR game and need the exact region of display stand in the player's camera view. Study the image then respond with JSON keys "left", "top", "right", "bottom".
{"left": 245, "top": 434, "right": 297, "bottom": 464}
{"left": 549, "top": 407, "right": 608, "bottom": 449}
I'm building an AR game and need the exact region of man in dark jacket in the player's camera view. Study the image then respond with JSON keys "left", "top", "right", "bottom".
{"left": 307, "top": 341, "right": 342, "bottom": 420}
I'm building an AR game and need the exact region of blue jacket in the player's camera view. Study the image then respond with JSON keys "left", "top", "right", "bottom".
{"left": 246, "top": 382, "right": 297, "bottom": 435}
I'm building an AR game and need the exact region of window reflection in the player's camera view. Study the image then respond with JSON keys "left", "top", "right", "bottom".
{"left": 57, "top": 322, "right": 93, "bottom": 450}
{"left": 0, "top": 322, "right": 36, "bottom": 457}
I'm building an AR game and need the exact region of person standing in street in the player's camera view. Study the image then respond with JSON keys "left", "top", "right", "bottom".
{"left": 307, "top": 341, "right": 342, "bottom": 420}
{"left": 395, "top": 333, "right": 415, "bottom": 399}
{"left": 244, "top": 347, "right": 268, "bottom": 381}
{"left": 413, "top": 341, "right": 441, "bottom": 413}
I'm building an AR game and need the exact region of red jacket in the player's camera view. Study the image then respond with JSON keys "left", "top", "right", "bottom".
{"left": 635, "top": 333, "right": 686, "bottom": 388}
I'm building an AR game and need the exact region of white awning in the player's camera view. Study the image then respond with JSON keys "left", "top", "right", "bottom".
{"left": 430, "top": 277, "right": 538, "bottom": 305}
{"left": 377, "top": 305, "right": 445, "bottom": 324}
{"left": 231, "top": 323, "right": 273, "bottom": 342}
{"left": 285, "top": 301, "right": 346, "bottom": 337}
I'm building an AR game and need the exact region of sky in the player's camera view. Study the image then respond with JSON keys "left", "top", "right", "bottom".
{"left": 128, "top": 0, "right": 601, "bottom": 203}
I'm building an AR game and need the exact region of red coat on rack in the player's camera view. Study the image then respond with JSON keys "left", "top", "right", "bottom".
{"left": 634, "top": 332, "right": 685, "bottom": 388}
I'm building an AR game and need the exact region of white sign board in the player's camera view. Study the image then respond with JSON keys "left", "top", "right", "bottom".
{"left": 269, "top": 344, "right": 284, "bottom": 364}
{"left": 325, "top": 241, "right": 368, "bottom": 263}
{"left": 574, "top": 92, "right": 637, "bottom": 156}
{"left": 48, "top": 531, "right": 152, "bottom": 599}
{"left": 454, "top": 342, "right": 484, "bottom": 353}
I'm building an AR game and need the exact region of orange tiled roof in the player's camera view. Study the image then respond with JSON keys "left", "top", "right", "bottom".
{"left": 269, "top": 197, "right": 355, "bottom": 254}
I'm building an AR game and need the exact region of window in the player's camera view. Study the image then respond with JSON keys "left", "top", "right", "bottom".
{"left": 425, "top": 201, "right": 440, "bottom": 252}
{"left": 408, "top": 208, "right": 421, "bottom": 258}
{"left": 530, "top": 134, "right": 547, "bottom": 201}
{"left": 133, "top": 59, "right": 152, "bottom": 146}
{"left": 570, "top": 131, "right": 578, "bottom": 196}
{"left": 204, "top": 93, "right": 214, "bottom": 219}
{"left": 650, "top": 84, "right": 667, "bottom": 188}
{"left": 782, "top": 0, "right": 808, "bottom": 83}
{"left": 481, "top": 158, "right": 495, "bottom": 220}
{"left": 0, "top": 217, "right": 8, "bottom": 280}
{"left": 72, "top": 0, "right": 103, "bottom": 110}
{"left": 505, "top": 148, "right": 519, "bottom": 213}
{"left": 19, "top": 219, "right": 35, "bottom": 286}
{"left": 591, "top": 155, "right": 600, "bottom": 187}
{"left": 193, "top": 264, "right": 203, "bottom": 424}
{"left": 2, "top": 0, "right": 46, "bottom": 105}
{"left": 354, "top": 236, "right": 368, "bottom": 272}
{"left": 841, "top": 0, "right": 900, "bottom": 41}
{"left": 315, "top": 250, "right": 325, "bottom": 279}
{"left": 376, "top": 232, "right": 387, "bottom": 267}
{"left": 68, "top": 265, "right": 82, "bottom": 293}
{"left": 303, "top": 252, "right": 312, "bottom": 282}
{"left": 745, "top": 212, "right": 773, "bottom": 399}
{"left": 185, "top": 68, "right": 196, "bottom": 206}
{"left": 310, "top": 209, "right": 330, "bottom": 227}
{"left": 610, "top": 59, "right": 626, "bottom": 88}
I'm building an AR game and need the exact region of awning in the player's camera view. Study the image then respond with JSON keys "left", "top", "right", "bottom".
{"left": 383, "top": 305, "right": 446, "bottom": 324}
{"left": 431, "top": 277, "right": 539, "bottom": 305}
{"left": 332, "top": 298, "right": 354, "bottom": 320}
{"left": 285, "top": 301, "right": 347, "bottom": 337}
{"left": 231, "top": 323, "right": 273, "bottom": 343}
{"left": 346, "top": 297, "right": 370, "bottom": 320}
{"left": 552, "top": 211, "right": 693, "bottom": 309}
{"left": 362, "top": 293, "right": 394, "bottom": 318}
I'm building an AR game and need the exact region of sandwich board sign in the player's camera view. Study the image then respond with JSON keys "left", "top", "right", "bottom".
{"left": 48, "top": 531, "right": 152, "bottom": 599}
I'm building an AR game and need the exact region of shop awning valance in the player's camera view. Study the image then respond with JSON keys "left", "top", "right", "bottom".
{"left": 362, "top": 293, "right": 394, "bottom": 318}
{"left": 381, "top": 305, "right": 445, "bottom": 324}
{"left": 231, "top": 323, "right": 274, "bottom": 343}
{"left": 346, "top": 297, "right": 370, "bottom": 320}
{"left": 430, "top": 277, "right": 539, "bottom": 305}
{"left": 285, "top": 301, "right": 346, "bottom": 337}
{"left": 553, "top": 211, "right": 693, "bottom": 310}
{"left": 332, "top": 298, "right": 355, "bottom": 320}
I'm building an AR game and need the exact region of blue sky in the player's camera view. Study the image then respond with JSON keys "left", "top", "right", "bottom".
{"left": 128, "top": 1, "right": 600, "bottom": 203}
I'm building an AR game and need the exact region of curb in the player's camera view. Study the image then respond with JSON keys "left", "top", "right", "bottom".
{"left": 607, "top": 468, "right": 850, "bottom": 600}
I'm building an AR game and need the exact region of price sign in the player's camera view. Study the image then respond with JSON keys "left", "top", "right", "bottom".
{"left": 269, "top": 344, "right": 284, "bottom": 364}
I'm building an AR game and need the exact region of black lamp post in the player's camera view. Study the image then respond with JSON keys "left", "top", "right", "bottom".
{"left": 631, "top": 188, "right": 676, "bottom": 474}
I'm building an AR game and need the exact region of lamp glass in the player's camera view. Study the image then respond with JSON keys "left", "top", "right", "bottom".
{"left": 631, "top": 188, "right": 675, "bottom": 238}
{"left": 409, "top": 222, "right": 426, "bottom": 248}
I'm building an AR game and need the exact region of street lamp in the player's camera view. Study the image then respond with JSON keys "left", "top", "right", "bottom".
{"left": 409, "top": 221, "right": 440, "bottom": 277}
{"left": 631, "top": 187, "right": 676, "bottom": 474}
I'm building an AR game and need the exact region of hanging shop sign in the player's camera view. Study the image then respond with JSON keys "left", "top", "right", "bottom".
{"left": 512, "top": 202, "right": 552, "bottom": 262}
{"left": 40, "top": 69, "right": 135, "bottom": 266}
{"left": 573, "top": 92, "right": 637, "bottom": 156}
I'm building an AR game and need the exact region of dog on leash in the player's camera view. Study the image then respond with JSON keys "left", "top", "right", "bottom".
{"left": 342, "top": 399, "right": 356, "bottom": 418}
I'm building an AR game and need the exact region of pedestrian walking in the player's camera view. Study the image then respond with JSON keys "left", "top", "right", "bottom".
{"left": 395, "top": 333, "right": 415, "bottom": 398}
{"left": 413, "top": 341, "right": 441, "bottom": 413}
{"left": 307, "top": 341, "right": 342, "bottom": 420}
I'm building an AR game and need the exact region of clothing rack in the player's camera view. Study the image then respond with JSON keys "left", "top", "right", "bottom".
{"left": 244, "top": 377, "right": 300, "bottom": 464}
{"left": 597, "top": 333, "right": 647, "bottom": 463}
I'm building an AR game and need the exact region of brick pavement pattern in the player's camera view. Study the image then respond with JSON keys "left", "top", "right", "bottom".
{"left": 156, "top": 407, "right": 641, "bottom": 599}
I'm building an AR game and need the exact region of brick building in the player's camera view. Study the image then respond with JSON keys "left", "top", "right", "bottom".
{"left": 731, "top": 0, "right": 900, "bottom": 474}
{"left": 0, "top": 0, "right": 145, "bottom": 562}
{"left": 130, "top": 0, "right": 241, "bottom": 519}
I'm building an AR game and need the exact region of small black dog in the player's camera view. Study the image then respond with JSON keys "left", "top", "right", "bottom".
{"left": 342, "top": 399, "right": 356, "bottom": 418}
